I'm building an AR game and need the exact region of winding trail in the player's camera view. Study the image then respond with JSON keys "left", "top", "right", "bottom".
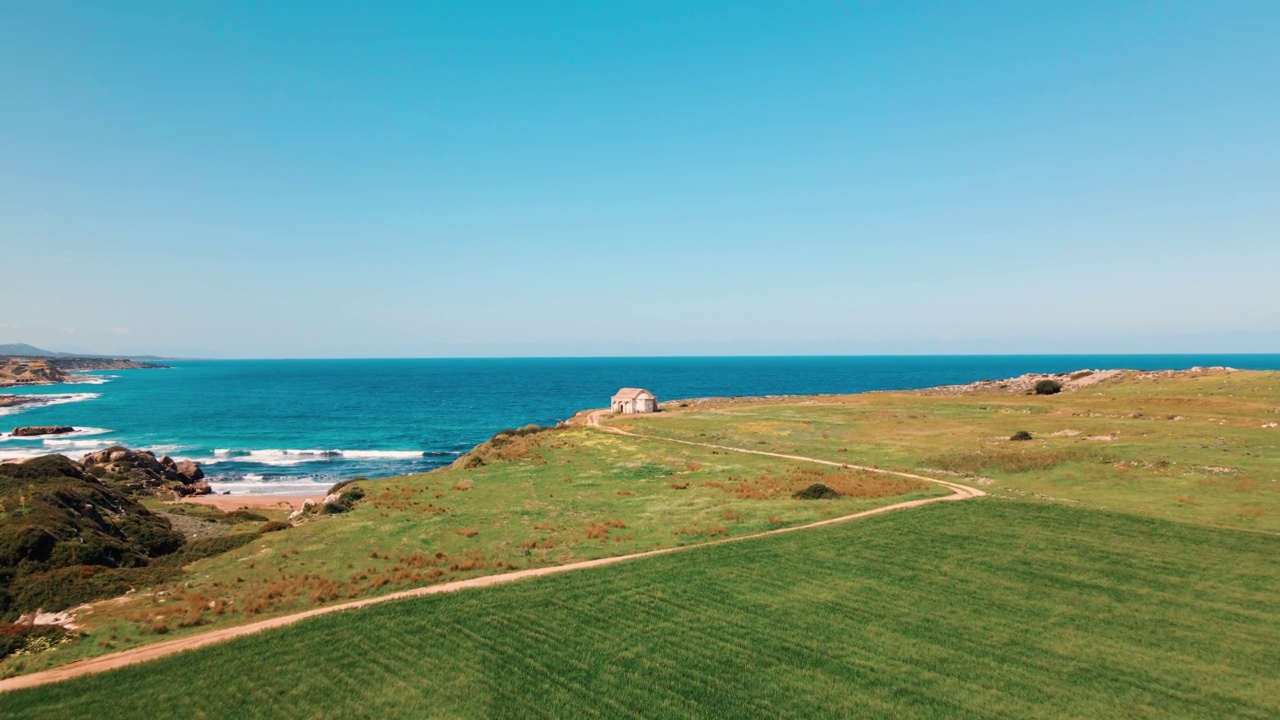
{"left": 0, "top": 411, "right": 983, "bottom": 694}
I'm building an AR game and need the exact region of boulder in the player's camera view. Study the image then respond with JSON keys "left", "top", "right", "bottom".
{"left": 174, "top": 460, "right": 204, "bottom": 483}
{"left": 80, "top": 446, "right": 206, "bottom": 498}
{"left": 11, "top": 426, "right": 75, "bottom": 437}
{"left": 287, "top": 498, "right": 316, "bottom": 521}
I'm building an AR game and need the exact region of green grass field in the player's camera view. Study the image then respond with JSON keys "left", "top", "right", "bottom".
{"left": 3, "top": 500, "right": 1277, "bottom": 719}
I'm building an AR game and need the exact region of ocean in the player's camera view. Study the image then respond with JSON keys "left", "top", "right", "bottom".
{"left": 3, "top": 355, "right": 1278, "bottom": 495}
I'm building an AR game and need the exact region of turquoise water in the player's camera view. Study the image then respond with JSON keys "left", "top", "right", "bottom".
{"left": 3, "top": 356, "right": 1278, "bottom": 494}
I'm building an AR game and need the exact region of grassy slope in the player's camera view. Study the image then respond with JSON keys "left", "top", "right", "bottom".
{"left": 3, "top": 500, "right": 1277, "bottom": 719}
{"left": 1, "top": 428, "right": 939, "bottom": 677}
{"left": 617, "top": 370, "right": 1280, "bottom": 532}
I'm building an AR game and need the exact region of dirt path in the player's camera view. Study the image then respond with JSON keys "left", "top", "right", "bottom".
{"left": 0, "top": 413, "right": 983, "bottom": 694}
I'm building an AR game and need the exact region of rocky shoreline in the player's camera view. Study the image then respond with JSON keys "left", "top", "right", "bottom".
{"left": 0, "top": 356, "right": 167, "bottom": 388}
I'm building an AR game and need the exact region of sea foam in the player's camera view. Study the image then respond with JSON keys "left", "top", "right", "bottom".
{"left": 0, "top": 393, "right": 101, "bottom": 416}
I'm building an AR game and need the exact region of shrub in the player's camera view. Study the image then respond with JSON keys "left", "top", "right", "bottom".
{"left": 0, "top": 624, "right": 73, "bottom": 660}
{"left": 152, "top": 533, "right": 257, "bottom": 567}
{"left": 1010, "top": 431, "right": 1034, "bottom": 441}
{"left": 320, "top": 502, "right": 349, "bottom": 515}
{"left": 258, "top": 521, "right": 291, "bottom": 534}
{"left": 793, "top": 483, "right": 841, "bottom": 500}
{"left": 216, "top": 510, "right": 269, "bottom": 524}
{"left": 8, "top": 565, "right": 179, "bottom": 614}
{"left": 328, "top": 477, "right": 368, "bottom": 494}
{"left": 1035, "top": 380, "right": 1063, "bottom": 395}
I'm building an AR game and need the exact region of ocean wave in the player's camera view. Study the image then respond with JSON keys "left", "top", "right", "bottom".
{"left": 42, "top": 438, "right": 118, "bottom": 451}
{"left": 67, "top": 375, "right": 116, "bottom": 385}
{"left": 195, "top": 448, "right": 429, "bottom": 467}
{"left": 0, "top": 393, "right": 101, "bottom": 417}
{"left": 205, "top": 476, "right": 336, "bottom": 497}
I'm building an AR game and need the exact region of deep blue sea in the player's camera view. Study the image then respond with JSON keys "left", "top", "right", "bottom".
{"left": 3, "top": 356, "right": 1278, "bottom": 495}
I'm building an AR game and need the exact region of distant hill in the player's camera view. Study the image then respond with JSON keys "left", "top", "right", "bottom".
{"left": 0, "top": 343, "right": 57, "bottom": 357}
{"left": 0, "top": 343, "right": 173, "bottom": 362}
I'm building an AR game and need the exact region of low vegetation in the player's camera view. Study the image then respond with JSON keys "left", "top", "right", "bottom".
{"left": 617, "top": 368, "right": 1280, "bottom": 533}
{"left": 0, "top": 456, "right": 184, "bottom": 623}
{"left": 1034, "top": 379, "right": 1063, "bottom": 395}
{"left": 4, "top": 502, "right": 1276, "bottom": 719}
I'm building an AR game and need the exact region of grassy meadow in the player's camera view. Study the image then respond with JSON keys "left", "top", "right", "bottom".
{"left": 614, "top": 369, "right": 1280, "bottom": 532}
{"left": 1, "top": 367, "right": 1277, "bottom": 718}
{"left": 1, "top": 427, "right": 939, "bottom": 678}
{"left": 3, "top": 500, "right": 1277, "bottom": 719}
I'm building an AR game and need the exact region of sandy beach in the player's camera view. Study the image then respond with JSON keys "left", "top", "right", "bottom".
{"left": 174, "top": 494, "right": 322, "bottom": 512}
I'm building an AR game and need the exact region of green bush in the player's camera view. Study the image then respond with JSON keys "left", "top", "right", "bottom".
{"left": 1034, "top": 379, "right": 1063, "bottom": 395}
{"left": 216, "top": 510, "right": 269, "bottom": 524}
{"left": 151, "top": 533, "right": 257, "bottom": 567}
{"left": 8, "top": 565, "right": 178, "bottom": 614}
{"left": 0, "top": 624, "right": 73, "bottom": 660}
{"left": 1010, "top": 431, "right": 1034, "bottom": 441}
{"left": 328, "top": 478, "right": 369, "bottom": 494}
{"left": 793, "top": 483, "right": 841, "bottom": 500}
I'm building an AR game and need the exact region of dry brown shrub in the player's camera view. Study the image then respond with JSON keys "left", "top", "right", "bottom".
{"left": 456, "top": 527, "right": 479, "bottom": 538}
{"left": 584, "top": 519, "right": 628, "bottom": 542}
{"left": 669, "top": 482, "right": 690, "bottom": 490}
{"left": 615, "top": 489, "right": 634, "bottom": 496}
{"left": 397, "top": 551, "right": 430, "bottom": 568}
{"left": 767, "top": 515, "right": 783, "bottom": 525}
{"left": 721, "top": 508, "right": 739, "bottom": 521}
{"left": 685, "top": 461, "right": 704, "bottom": 472}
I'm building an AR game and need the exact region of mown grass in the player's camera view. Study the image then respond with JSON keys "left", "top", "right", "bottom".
{"left": 617, "top": 369, "right": 1280, "bottom": 532}
{"left": 4, "top": 501, "right": 1277, "bottom": 719}
{"left": 0, "top": 428, "right": 940, "bottom": 677}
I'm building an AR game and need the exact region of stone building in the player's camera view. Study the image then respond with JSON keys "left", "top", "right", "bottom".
{"left": 611, "top": 387, "right": 658, "bottom": 414}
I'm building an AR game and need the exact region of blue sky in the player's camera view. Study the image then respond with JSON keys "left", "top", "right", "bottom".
{"left": 1, "top": 2, "right": 1277, "bottom": 358}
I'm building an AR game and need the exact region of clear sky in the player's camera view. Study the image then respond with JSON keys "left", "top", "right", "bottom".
{"left": 1, "top": 2, "right": 1277, "bottom": 358}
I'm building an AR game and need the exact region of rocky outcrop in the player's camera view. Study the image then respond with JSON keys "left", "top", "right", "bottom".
{"left": 0, "top": 359, "right": 68, "bottom": 387}
{"left": 12, "top": 426, "right": 76, "bottom": 437}
{"left": 0, "top": 355, "right": 167, "bottom": 388}
{"left": 81, "top": 446, "right": 212, "bottom": 498}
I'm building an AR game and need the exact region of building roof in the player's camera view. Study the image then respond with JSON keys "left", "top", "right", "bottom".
{"left": 612, "top": 387, "right": 655, "bottom": 401}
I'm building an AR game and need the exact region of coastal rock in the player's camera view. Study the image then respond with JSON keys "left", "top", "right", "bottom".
{"left": 81, "top": 446, "right": 208, "bottom": 498}
{"left": 174, "top": 460, "right": 205, "bottom": 483}
{"left": 12, "top": 425, "right": 75, "bottom": 437}
{"left": 287, "top": 498, "right": 316, "bottom": 521}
